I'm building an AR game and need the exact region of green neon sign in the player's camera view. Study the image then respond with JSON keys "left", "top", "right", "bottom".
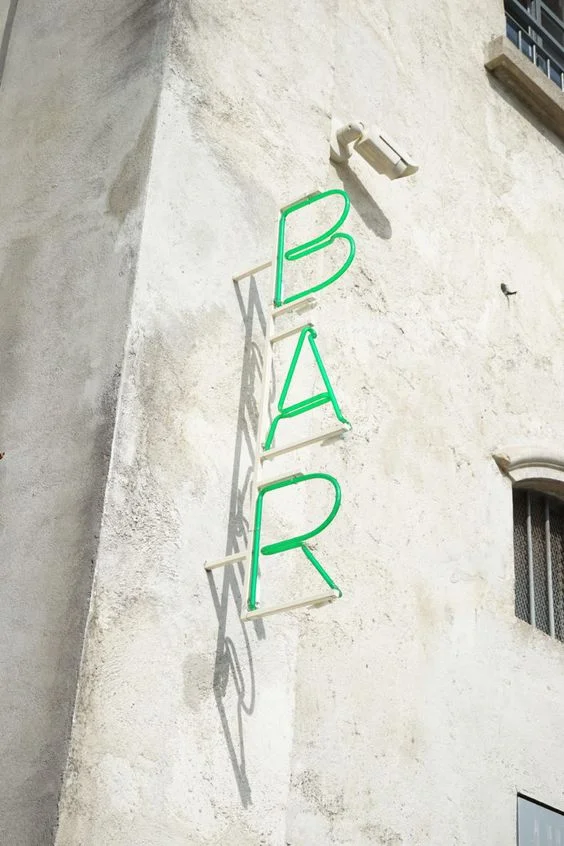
{"left": 248, "top": 473, "right": 342, "bottom": 611}
{"left": 275, "top": 189, "right": 356, "bottom": 307}
{"left": 263, "top": 325, "right": 350, "bottom": 451}
{"left": 203, "top": 188, "right": 356, "bottom": 618}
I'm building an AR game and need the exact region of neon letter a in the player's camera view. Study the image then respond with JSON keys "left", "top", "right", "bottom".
{"left": 263, "top": 326, "right": 350, "bottom": 452}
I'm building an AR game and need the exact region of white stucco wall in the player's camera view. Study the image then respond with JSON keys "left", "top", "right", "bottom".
{"left": 54, "top": 0, "right": 564, "bottom": 843}
{"left": 0, "top": 0, "right": 170, "bottom": 842}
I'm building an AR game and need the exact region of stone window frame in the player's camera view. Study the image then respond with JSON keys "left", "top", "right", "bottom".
{"left": 493, "top": 445, "right": 564, "bottom": 495}
{"left": 494, "top": 445, "right": 564, "bottom": 641}
{"left": 485, "top": 1, "right": 564, "bottom": 142}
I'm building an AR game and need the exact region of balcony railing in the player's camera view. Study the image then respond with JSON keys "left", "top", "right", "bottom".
{"left": 505, "top": 0, "right": 564, "bottom": 91}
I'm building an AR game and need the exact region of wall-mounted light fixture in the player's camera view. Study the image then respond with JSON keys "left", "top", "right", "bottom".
{"left": 330, "top": 118, "right": 418, "bottom": 180}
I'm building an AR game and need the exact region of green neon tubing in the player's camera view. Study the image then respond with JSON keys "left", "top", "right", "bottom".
{"left": 275, "top": 189, "right": 356, "bottom": 307}
{"left": 248, "top": 472, "right": 342, "bottom": 611}
{"left": 264, "top": 326, "right": 350, "bottom": 451}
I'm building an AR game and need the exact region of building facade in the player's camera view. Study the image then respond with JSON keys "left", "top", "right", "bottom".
{"left": 2, "top": 0, "right": 564, "bottom": 843}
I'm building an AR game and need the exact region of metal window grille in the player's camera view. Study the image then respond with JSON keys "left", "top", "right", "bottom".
{"left": 505, "top": 0, "right": 564, "bottom": 90}
{"left": 513, "top": 488, "right": 564, "bottom": 640}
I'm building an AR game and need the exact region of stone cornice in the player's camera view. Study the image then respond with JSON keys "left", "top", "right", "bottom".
{"left": 493, "top": 445, "right": 564, "bottom": 486}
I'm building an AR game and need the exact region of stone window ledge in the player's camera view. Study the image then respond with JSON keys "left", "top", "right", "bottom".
{"left": 485, "top": 35, "right": 564, "bottom": 141}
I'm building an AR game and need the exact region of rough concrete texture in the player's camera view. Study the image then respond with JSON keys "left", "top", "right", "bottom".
{"left": 0, "top": 0, "right": 170, "bottom": 842}
{"left": 55, "top": 0, "right": 564, "bottom": 843}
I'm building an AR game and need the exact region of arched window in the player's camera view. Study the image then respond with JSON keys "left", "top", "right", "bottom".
{"left": 494, "top": 447, "right": 564, "bottom": 641}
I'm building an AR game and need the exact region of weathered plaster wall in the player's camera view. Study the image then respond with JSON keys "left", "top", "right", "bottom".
{"left": 0, "top": 0, "right": 169, "bottom": 842}
{"left": 55, "top": 0, "right": 564, "bottom": 844}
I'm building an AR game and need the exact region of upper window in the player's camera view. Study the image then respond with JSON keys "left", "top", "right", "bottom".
{"left": 513, "top": 487, "right": 564, "bottom": 639}
{"left": 505, "top": 0, "right": 564, "bottom": 89}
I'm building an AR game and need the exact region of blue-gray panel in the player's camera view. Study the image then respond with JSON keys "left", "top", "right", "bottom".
{"left": 518, "top": 796, "right": 564, "bottom": 845}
